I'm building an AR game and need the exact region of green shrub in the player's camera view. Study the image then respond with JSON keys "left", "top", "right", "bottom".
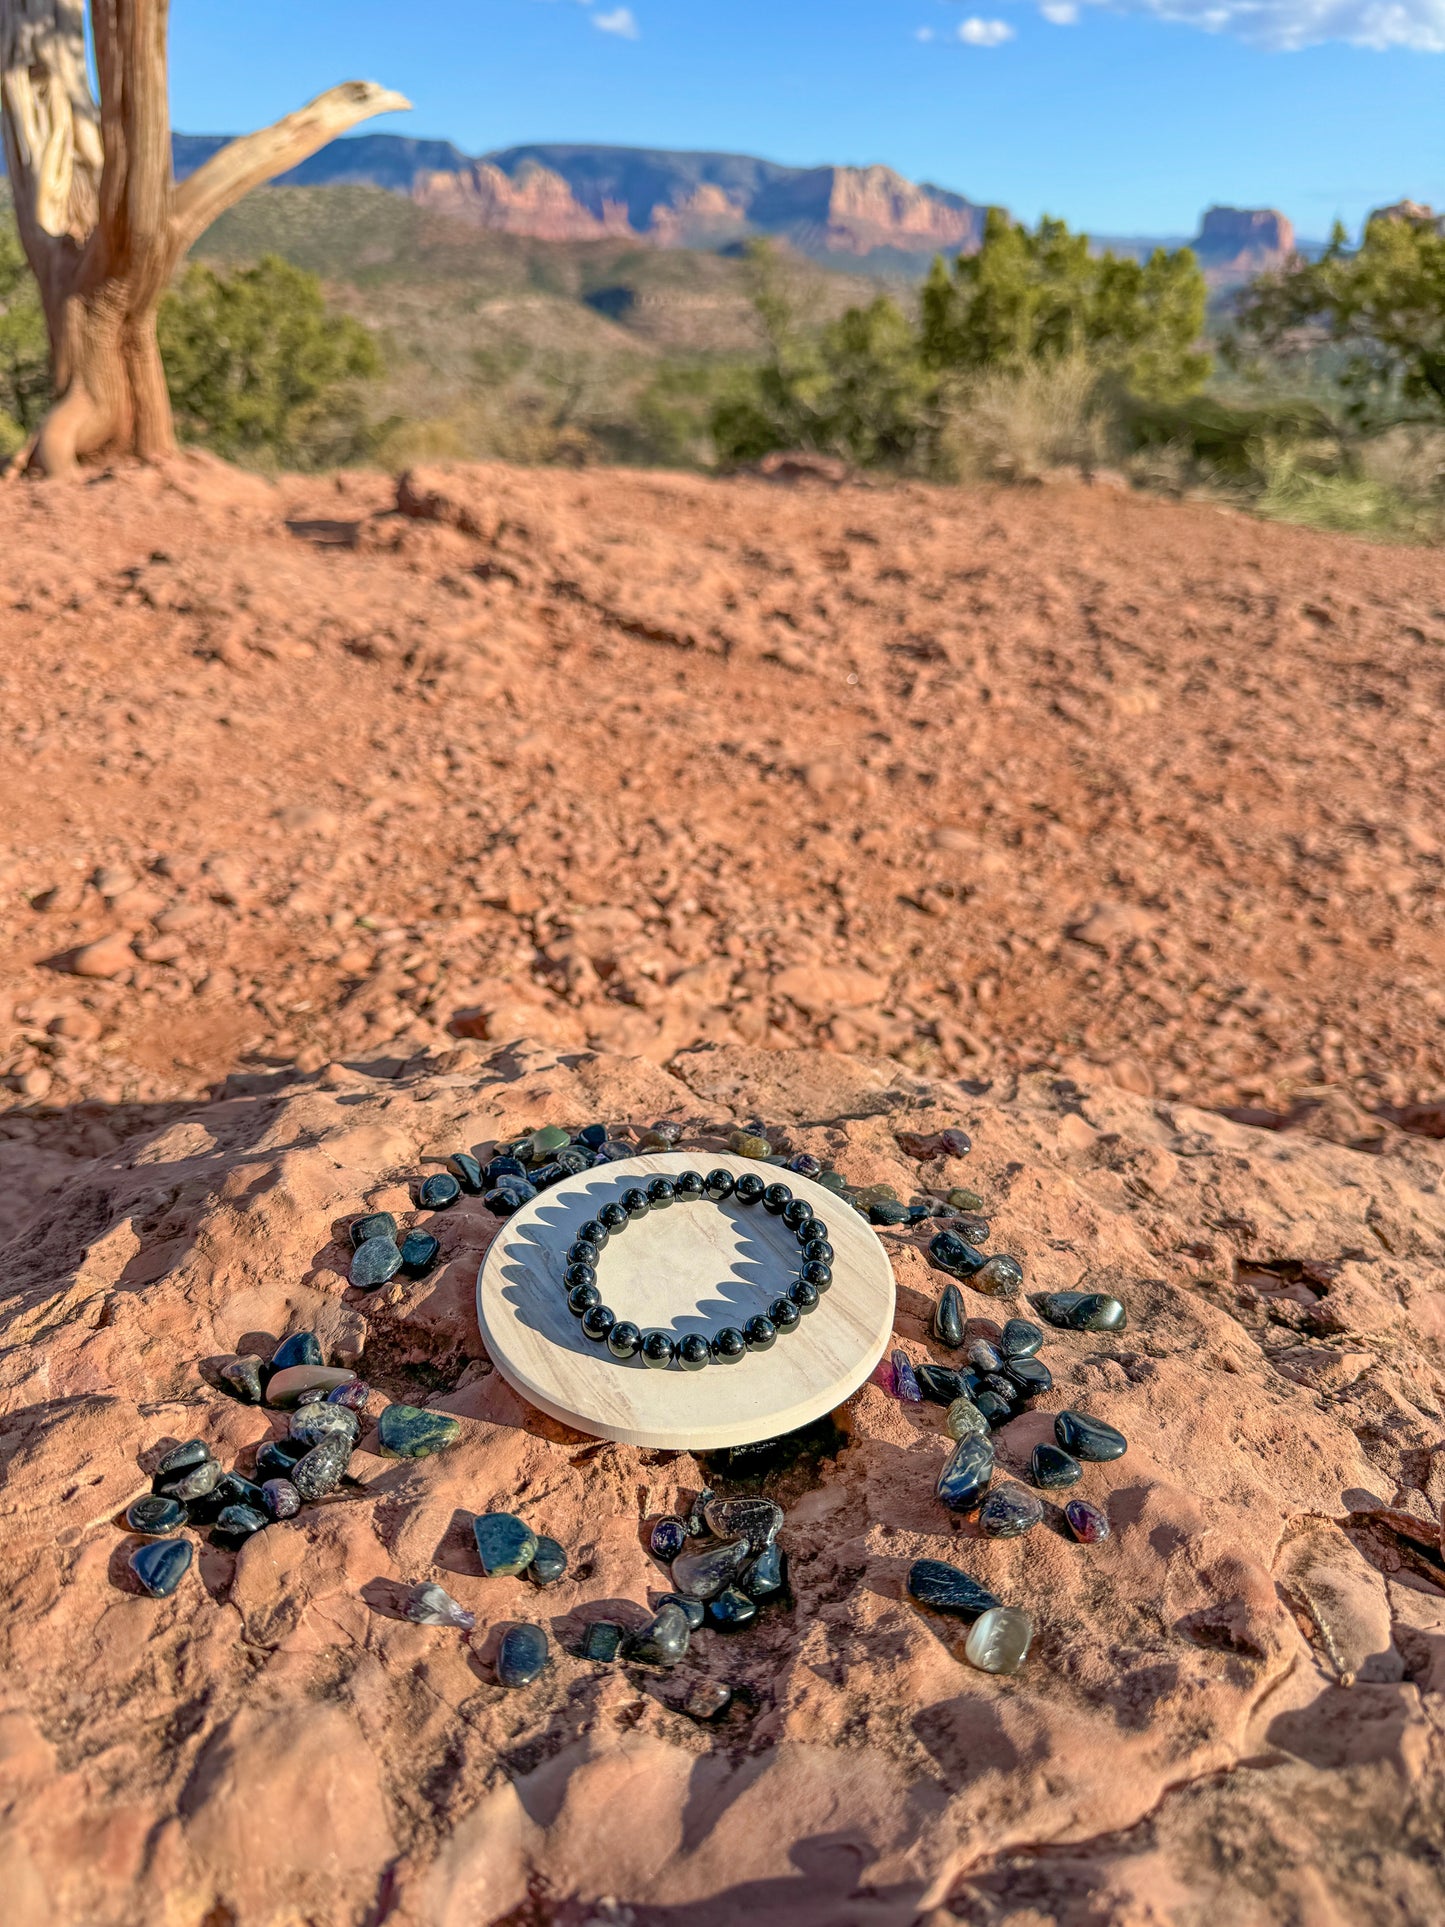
{"left": 0, "top": 206, "right": 51, "bottom": 450}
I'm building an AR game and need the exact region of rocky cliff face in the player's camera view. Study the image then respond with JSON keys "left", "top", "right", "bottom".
{"left": 412, "top": 160, "right": 634, "bottom": 242}
{"left": 1191, "top": 204, "right": 1297, "bottom": 271}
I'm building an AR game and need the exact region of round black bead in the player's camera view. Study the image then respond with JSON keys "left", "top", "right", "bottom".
{"left": 733, "top": 1174, "right": 765, "bottom": 1206}
{"left": 806, "top": 1219, "right": 830, "bottom": 1245}
{"left": 762, "top": 1182, "right": 792, "bottom": 1214}
{"left": 563, "top": 1261, "right": 597, "bottom": 1292}
{"left": 622, "top": 1187, "right": 651, "bottom": 1220}
{"left": 599, "top": 1201, "right": 629, "bottom": 1231}
{"left": 674, "top": 1170, "right": 705, "bottom": 1200}
{"left": 567, "top": 1281, "right": 601, "bottom": 1316}
{"left": 576, "top": 1220, "right": 609, "bottom": 1249}
{"left": 744, "top": 1315, "right": 777, "bottom": 1352}
{"left": 678, "top": 1333, "right": 711, "bottom": 1370}
{"left": 712, "top": 1326, "right": 747, "bottom": 1364}
{"left": 800, "top": 1260, "right": 833, "bottom": 1292}
{"left": 567, "top": 1239, "right": 603, "bottom": 1268}
{"left": 802, "top": 1238, "right": 834, "bottom": 1265}
{"left": 782, "top": 1198, "right": 814, "bottom": 1233}
{"left": 769, "top": 1295, "right": 802, "bottom": 1334}
{"left": 641, "top": 1330, "right": 677, "bottom": 1369}
{"left": 607, "top": 1320, "right": 642, "bottom": 1359}
{"left": 704, "top": 1169, "right": 736, "bottom": 1200}
{"left": 580, "top": 1303, "right": 616, "bottom": 1342}
{"left": 646, "top": 1177, "right": 676, "bottom": 1208}
{"left": 790, "top": 1278, "right": 820, "bottom": 1314}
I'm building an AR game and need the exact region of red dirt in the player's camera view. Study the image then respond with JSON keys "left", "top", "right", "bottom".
{"left": 2, "top": 455, "right": 1442, "bottom": 1146}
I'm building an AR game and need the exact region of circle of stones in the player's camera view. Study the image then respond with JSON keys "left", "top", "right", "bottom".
{"left": 562, "top": 1169, "right": 835, "bottom": 1370}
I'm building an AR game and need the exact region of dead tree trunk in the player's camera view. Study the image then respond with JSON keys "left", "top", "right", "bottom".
{"left": 0, "top": 0, "right": 407, "bottom": 475}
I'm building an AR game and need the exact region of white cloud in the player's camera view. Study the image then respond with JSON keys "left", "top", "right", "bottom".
{"left": 1041, "top": 1, "right": 1080, "bottom": 20}
{"left": 593, "top": 5, "right": 639, "bottom": 36}
{"left": 915, "top": 22, "right": 938, "bottom": 36}
{"left": 1051, "top": 0, "right": 1445, "bottom": 49}
{"left": 956, "top": 15, "right": 1016, "bottom": 41}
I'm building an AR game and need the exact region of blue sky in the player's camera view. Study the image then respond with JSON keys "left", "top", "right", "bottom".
{"left": 170, "top": 1, "right": 1445, "bottom": 238}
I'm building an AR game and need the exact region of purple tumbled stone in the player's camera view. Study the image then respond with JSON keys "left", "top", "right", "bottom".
{"left": 1065, "top": 1498, "right": 1111, "bottom": 1544}
{"left": 891, "top": 1349, "right": 922, "bottom": 1404}
{"left": 261, "top": 1478, "right": 301, "bottom": 1520}
{"left": 650, "top": 1517, "right": 688, "bottom": 1561}
{"left": 327, "top": 1380, "right": 371, "bottom": 1411}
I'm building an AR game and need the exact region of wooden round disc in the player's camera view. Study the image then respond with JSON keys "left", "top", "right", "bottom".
{"left": 477, "top": 1151, "right": 896, "bottom": 1448}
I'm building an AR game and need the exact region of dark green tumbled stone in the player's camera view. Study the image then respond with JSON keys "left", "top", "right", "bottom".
{"left": 290, "top": 1433, "right": 350, "bottom": 1501}
{"left": 377, "top": 1403, "right": 460, "bottom": 1458}
{"left": 672, "top": 1535, "right": 750, "bottom": 1600}
{"left": 1065, "top": 1292, "right": 1127, "bottom": 1332}
{"left": 220, "top": 1356, "right": 265, "bottom": 1403}
{"left": 1054, "top": 1409, "right": 1128, "bottom": 1461}
{"left": 399, "top": 1230, "right": 441, "bottom": 1276}
{"left": 130, "top": 1537, "right": 193, "bottom": 1598}
{"left": 351, "top": 1212, "right": 397, "bottom": 1248}
{"left": 707, "top": 1586, "right": 758, "bottom": 1632}
{"left": 916, "top": 1362, "right": 972, "bottom": 1406}
{"left": 627, "top": 1601, "right": 691, "bottom": 1666}
{"left": 474, "top": 1512, "right": 538, "bottom": 1576}
{"left": 126, "top": 1494, "right": 187, "bottom": 1535}
{"left": 1000, "top": 1318, "right": 1044, "bottom": 1359}
{"left": 972, "top": 1255, "right": 1024, "bottom": 1297}
{"left": 496, "top": 1622, "right": 549, "bottom": 1688}
{"left": 213, "top": 1503, "right": 269, "bottom": 1545}
{"left": 526, "top": 1124, "right": 571, "bottom": 1160}
{"left": 869, "top": 1199, "right": 911, "bottom": 1226}
{"left": 527, "top": 1536, "right": 568, "bottom": 1586}
{"left": 419, "top": 1172, "right": 461, "bottom": 1210}
{"left": 447, "top": 1152, "right": 484, "bottom": 1192}
{"left": 271, "top": 1331, "right": 322, "bottom": 1372}
{"left": 934, "top": 1283, "right": 966, "bottom": 1349}
{"left": 581, "top": 1620, "right": 625, "bottom": 1661}
{"left": 978, "top": 1483, "right": 1044, "bottom": 1538}
{"left": 1031, "top": 1443, "right": 1083, "bottom": 1488}
{"left": 907, "top": 1558, "right": 1003, "bottom": 1622}
{"left": 937, "top": 1433, "right": 994, "bottom": 1512}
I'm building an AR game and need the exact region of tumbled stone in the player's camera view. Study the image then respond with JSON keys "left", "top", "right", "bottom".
{"left": 974, "top": 1388, "right": 1014, "bottom": 1427}
{"left": 937, "top": 1433, "right": 994, "bottom": 1512}
{"left": 638, "top": 1121, "right": 682, "bottom": 1149}
{"left": 742, "top": 1541, "right": 790, "bottom": 1604}
{"left": 328, "top": 1380, "right": 371, "bottom": 1411}
{"left": 289, "top": 1403, "right": 360, "bottom": 1448}
{"left": 530, "top": 1161, "right": 568, "bottom": 1190}
{"left": 483, "top": 1182, "right": 536, "bottom": 1217}
{"left": 907, "top": 1558, "right": 1002, "bottom": 1622}
{"left": 980, "top": 1371, "right": 1020, "bottom": 1407}
{"left": 965, "top": 1605, "right": 1033, "bottom": 1674}
{"left": 153, "top": 1454, "right": 222, "bottom": 1503}
{"left": 967, "top": 1338, "right": 1003, "bottom": 1374}
{"left": 266, "top": 1365, "right": 357, "bottom": 1408}
{"left": 681, "top": 1679, "right": 733, "bottom": 1721}
{"left": 447, "top": 1152, "right": 484, "bottom": 1192}
{"left": 271, "top": 1331, "right": 323, "bottom": 1372}
{"left": 1036, "top": 1290, "right": 1089, "bottom": 1324}
{"left": 402, "top": 1582, "right": 476, "bottom": 1629}
{"left": 939, "top": 1127, "right": 972, "bottom": 1157}
{"left": 929, "top": 1230, "right": 986, "bottom": 1276}
{"left": 553, "top": 1146, "right": 595, "bottom": 1175}
{"left": 211, "top": 1472, "right": 268, "bottom": 1514}
{"left": 126, "top": 1494, "right": 187, "bottom": 1535}
{"left": 683, "top": 1488, "right": 714, "bottom": 1537}
{"left": 474, "top": 1512, "right": 538, "bottom": 1577}
{"left": 979, "top": 1483, "right": 1045, "bottom": 1538}
{"left": 290, "top": 1433, "right": 350, "bottom": 1500}
{"left": 707, "top": 1586, "right": 758, "bottom": 1633}
{"left": 946, "top": 1187, "right": 985, "bottom": 1212}
{"left": 1000, "top": 1318, "right": 1044, "bottom": 1359}
{"left": 1005, "top": 1357, "right": 1053, "bottom": 1400}
{"left": 729, "top": 1131, "right": 771, "bottom": 1159}
{"left": 818, "top": 1169, "right": 850, "bottom": 1194}
{"left": 527, "top": 1536, "right": 568, "bottom": 1586}
{"left": 219, "top": 1356, "right": 265, "bottom": 1404}
{"left": 155, "top": 1439, "right": 210, "bottom": 1476}
{"left": 649, "top": 1517, "right": 687, "bottom": 1563}
{"left": 484, "top": 1155, "right": 527, "bottom": 1184}
{"left": 656, "top": 1592, "right": 706, "bottom": 1631}
{"left": 261, "top": 1478, "right": 301, "bottom": 1520}
{"left": 787, "top": 1152, "right": 823, "bottom": 1177}
{"left": 580, "top": 1620, "right": 625, "bottom": 1662}
{"left": 351, "top": 1212, "right": 398, "bottom": 1248}
{"left": 703, "top": 1496, "right": 783, "bottom": 1552}
{"left": 527, "top": 1124, "right": 572, "bottom": 1159}
{"left": 1065, "top": 1498, "right": 1111, "bottom": 1543}
{"left": 627, "top": 1601, "right": 690, "bottom": 1666}
{"left": 946, "top": 1396, "right": 989, "bottom": 1441}
{"left": 254, "top": 1438, "right": 309, "bottom": 1482}
{"left": 377, "top": 1403, "right": 460, "bottom": 1458}
{"left": 1031, "top": 1442, "right": 1083, "bottom": 1488}
{"left": 399, "top": 1231, "right": 441, "bottom": 1276}
{"left": 1055, "top": 1409, "right": 1128, "bottom": 1461}
{"left": 497, "top": 1622, "right": 549, "bottom": 1688}
{"left": 213, "top": 1503, "right": 269, "bottom": 1545}
{"left": 890, "top": 1350, "right": 922, "bottom": 1403}
{"left": 869, "top": 1199, "right": 911, "bottom": 1226}
{"left": 672, "top": 1535, "right": 750, "bottom": 1600}
{"left": 1067, "top": 1292, "right": 1128, "bottom": 1331}
{"left": 934, "top": 1283, "right": 966, "bottom": 1349}
{"left": 917, "top": 1362, "right": 972, "bottom": 1406}
{"left": 972, "top": 1255, "right": 1024, "bottom": 1297}
{"left": 419, "top": 1172, "right": 461, "bottom": 1210}
{"left": 130, "top": 1537, "right": 193, "bottom": 1598}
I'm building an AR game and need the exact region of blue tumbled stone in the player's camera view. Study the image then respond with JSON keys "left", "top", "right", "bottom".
{"left": 937, "top": 1433, "right": 995, "bottom": 1512}
{"left": 130, "top": 1537, "right": 193, "bottom": 1597}
{"left": 271, "top": 1332, "right": 322, "bottom": 1372}
{"left": 419, "top": 1172, "right": 462, "bottom": 1210}
{"left": 496, "top": 1622, "right": 549, "bottom": 1688}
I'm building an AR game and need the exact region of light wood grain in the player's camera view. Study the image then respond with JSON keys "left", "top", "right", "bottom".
{"left": 477, "top": 1152, "right": 896, "bottom": 1448}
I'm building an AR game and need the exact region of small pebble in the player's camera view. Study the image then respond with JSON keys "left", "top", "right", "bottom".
{"left": 638, "top": 1121, "right": 682, "bottom": 1149}
{"left": 129, "top": 1538, "right": 193, "bottom": 1598}
{"left": 729, "top": 1131, "right": 771, "bottom": 1159}
{"left": 937, "top": 1433, "right": 994, "bottom": 1512}
{"left": 580, "top": 1620, "right": 625, "bottom": 1661}
{"left": 817, "top": 1169, "right": 849, "bottom": 1194}
{"left": 965, "top": 1605, "right": 1033, "bottom": 1675}
{"left": 447, "top": 1152, "right": 484, "bottom": 1192}
{"left": 576, "top": 1123, "right": 609, "bottom": 1150}
{"left": 890, "top": 1351, "right": 922, "bottom": 1403}
{"left": 496, "top": 1623, "right": 549, "bottom": 1688}
{"left": 907, "top": 1558, "right": 1002, "bottom": 1622}
{"left": 683, "top": 1488, "right": 715, "bottom": 1537}
{"left": 672, "top": 1536, "right": 750, "bottom": 1600}
{"left": 1054, "top": 1409, "right": 1128, "bottom": 1462}
{"left": 211, "top": 1472, "right": 268, "bottom": 1513}
{"left": 1065, "top": 1498, "right": 1111, "bottom": 1544}
{"left": 933, "top": 1284, "right": 966, "bottom": 1349}
{"left": 703, "top": 1496, "right": 783, "bottom": 1551}
{"left": 266, "top": 1365, "right": 357, "bottom": 1408}
{"left": 939, "top": 1127, "right": 972, "bottom": 1157}
{"left": 978, "top": 1484, "right": 1044, "bottom": 1538}
{"left": 553, "top": 1146, "right": 594, "bottom": 1175}
{"left": 707, "top": 1586, "right": 758, "bottom": 1633}
{"left": 971, "top": 1255, "right": 1024, "bottom": 1297}
{"left": 1030, "top": 1442, "right": 1083, "bottom": 1488}
{"left": 271, "top": 1332, "right": 323, "bottom": 1371}
{"left": 945, "top": 1396, "right": 989, "bottom": 1441}
{"left": 946, "top": 1188, "right": 985, "bottom": 1212}
{"left": 351, "top": 1213, "right": 397, "bottom": 1248}
{"left": 213, "top": 1503, "right": 268, "bottom": 1545}
{"left": 870, "top": 1199, "right": 912, "bottom": 1226}
{"left": 290, "top": 1433, "right": 351, "bottom": 1500}
{"left": 377, "top": 1403, "right": 461, "bottom": 1458}
{"left": 527, "top": 1536, "right": 568, "bottom": 1586}
{"left": 656, "top": 1592, "right": 706, "bottom": 1631}
{"left": 974, "top": 1388, "right": 1014, "bottom": 1428}
{"left": 1000, "top": 1318, "right": 1043, "bottom": 1359}
{"left": 126, "top": 1495, "right": 187, "bottom": 1535}
{"left": 219, "top": 1356, "right": 265, "bottom": 1403}
{"left": 473, "top": 1512, "right": 538, "bottom": 1576}
{"left": 626, "top": 1601, "right": 691, "bottom": 1666}
{"left": 787, "top": 1152, "right": 823, "bottom": 1177}
{"left": 681, "top": 1679, "right": 733, "bottom": 1722}
{"left": 650, "top": 1517, "right": 688, "bottom": 1560}
{"left": 261, "top": 1478, "right": 301, "bottom": 1519}
{"left": 403, "top": 1582, "right": 476, "bottom": 1629}
{"left": 484, "top": 1155, "right": 527, "bottom": 1184}
{"left": 399, "top": 1231, "right": 441, "bottom": 1276}
{"left": 419, "top": 1172, "right": 461, "bottom": 1210}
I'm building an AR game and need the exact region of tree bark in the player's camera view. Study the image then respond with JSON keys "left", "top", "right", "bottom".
{"left": 1, "top": 0, "right": 408, "bottom": 475}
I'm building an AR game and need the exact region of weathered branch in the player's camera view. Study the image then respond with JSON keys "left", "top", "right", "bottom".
{"left": 171, "top": 80, "right": 411, "bottom": 251}
{"left": 0, "top": 0, "right": 103, "bottom": 249}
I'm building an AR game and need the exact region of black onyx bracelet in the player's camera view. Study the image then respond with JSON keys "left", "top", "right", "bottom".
{"left": 560, "top": 1169, "right": 835, "bottom": 1370}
